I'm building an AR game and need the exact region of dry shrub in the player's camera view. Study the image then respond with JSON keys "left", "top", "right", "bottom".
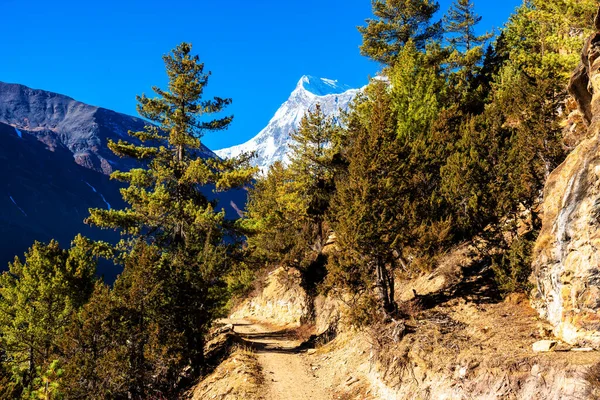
{"left": 368, "top": 320, "right": 412, "bottom": 388}
{"left": 396, "top": 299, "right": 423, "bottom": 320}
{"left": 586, "top": 362, "right": 600, "bottom": 399}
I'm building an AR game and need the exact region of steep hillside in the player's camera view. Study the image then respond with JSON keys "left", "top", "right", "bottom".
{"left": 216, "top": 76, "right": 360, "bottom": 170}
{"left": 198, "top": 253, "right": 599, "bottom": 399}
{"left": 0, "top": 82, "right": 247, "bottom": 273}
{"left": 0, "top": 121, "right": 123, "bottom": 278}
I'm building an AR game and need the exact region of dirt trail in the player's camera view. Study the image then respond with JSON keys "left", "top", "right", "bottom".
{"left": 223, "top": 319, "right": 331, "bottom": 400}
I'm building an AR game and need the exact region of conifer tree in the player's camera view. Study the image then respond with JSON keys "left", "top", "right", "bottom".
{"left": 0, "top": 236, "right": 97, "bottom": 395}
{"left": 443, "top": 0, "right": 492, "bottom": 106}
{"left": 288, "top": 103, "right": 341, "bottom": 253}
{"left": 359, "top": 0, "right": 442, "bottom": 65}
{"left": 243, "top": 162, "right": 299, "bottom": 265}
{"left": 244, "top": 105, "right": 341, "bottom": 278}
{"left": 330, "top": 81, "right": 402, "bottom": 314}
{"left": 86, "top": 43, "right": 255, "bottom": 379}
{"left": 444, "top": 0, "right": 491, "bottom": 52}
{"left": 60, "top": 282, "right": 118, "bottom": 400}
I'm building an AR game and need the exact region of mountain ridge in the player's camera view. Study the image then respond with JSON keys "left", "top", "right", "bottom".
{"left": 0, "top": 81, "right": 217, "bottom": 175}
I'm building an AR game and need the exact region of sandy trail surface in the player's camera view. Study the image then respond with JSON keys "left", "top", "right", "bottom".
{"left": 222, "top": 318, "right": 331, "bottom": 400}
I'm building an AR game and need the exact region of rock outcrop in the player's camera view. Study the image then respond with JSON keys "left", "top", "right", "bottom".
{"left": 531, "top": 18, "right": 600, "bottom": 347}
{"left": 230, "top": 267, "right": 310, "bottom": 326}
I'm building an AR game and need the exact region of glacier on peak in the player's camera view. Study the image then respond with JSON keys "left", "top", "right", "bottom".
{"left": 216, "top": 76, "right": 361, "bottom": 171}
{"left": 297, "top": 75, "right": 353, "bottom": 96}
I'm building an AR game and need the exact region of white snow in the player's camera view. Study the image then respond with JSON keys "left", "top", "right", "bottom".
{"left": 84, "top": 181, "right": 112, "bottom": 210}
{"left": 216, "top": 75, "right": 362, "bottom": 171}
{"left": 9, "top": 195, "right": 27, "bottom": 216}
{"left": 14, "top": 128, "right": 22, "bottom": 138}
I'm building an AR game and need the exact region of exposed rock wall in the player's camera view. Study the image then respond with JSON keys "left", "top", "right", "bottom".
{"left": 531, "top": 22, "right": 600, "bottom": 347}
{"left": 230, "top": 267, "right": 310, "bottom": 326}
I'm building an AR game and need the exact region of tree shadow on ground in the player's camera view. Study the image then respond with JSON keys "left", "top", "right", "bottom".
{"left": 415, "top": 256, "right": 503, "bottom": 311}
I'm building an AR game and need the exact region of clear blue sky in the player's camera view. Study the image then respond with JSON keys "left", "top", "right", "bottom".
{"left": 2, "top": 0, "right": 522, "bottom": 150}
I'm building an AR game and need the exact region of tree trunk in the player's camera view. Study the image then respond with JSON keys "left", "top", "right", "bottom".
{"left": 375, "top": 261, "right": 391, "bottom": 312}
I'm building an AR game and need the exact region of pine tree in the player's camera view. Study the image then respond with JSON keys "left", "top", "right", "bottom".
{"left": 287, "top": 103, "right": 341, "bottom": 255}
{"left": 503, "top": 0, "right": 596, "bottom": 82}
{"left": 444, "top": 0, "right": 491, "bottom": 52}
{"left": 330, "top": 81, "right": 402, "bottom": 314}
{"left": 443, "top": 0, "right": 492, "bottom": 106}
{"left": 358, "top": 0, "right": 442, "bottom": 65}
{"left": 86, "top": 43, "right": 255, "bottom": 381}
{"left": 60, "top": 282, "right": 118, "bottom": 400}
{"left": 243, "top": 162, "right": 300, "bottom": 266}
{"left": 391, "top": 41, "right": 442, "bottom": 140}
{"left": 0, "top": 236, "right": 97, "bottom": 395}
{"left": 244, "top": 105, "right": 342, "bottom": 272}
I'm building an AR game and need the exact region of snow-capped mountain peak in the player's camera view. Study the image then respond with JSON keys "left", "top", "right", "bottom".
{"left": 296, "top": 75, "right": 353, "bottom": 96}
{"left": 216, "top": 76, "right": 360, "bottom": 171}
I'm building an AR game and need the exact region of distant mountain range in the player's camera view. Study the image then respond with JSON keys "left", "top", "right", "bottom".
{"left": 0, "top": 82, "right": 245, "bottom": 279}
{"left": 216, "top": 76, "right": 360, "bottom": 170}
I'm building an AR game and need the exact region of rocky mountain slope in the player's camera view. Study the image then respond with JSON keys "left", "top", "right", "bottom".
{"left": 0, "top": 82, "right": 246, "bottom": 277}
{"left": 215, "top": 76, "right": 360, "bottom": 170}
{"left": 0, "top": 82, "right": 215, "bottom": 174}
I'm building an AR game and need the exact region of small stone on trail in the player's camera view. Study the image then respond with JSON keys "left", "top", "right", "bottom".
{"left": 307, "top": 349, "right": 317, "bottom": 355}
{"left": 571, "top": 347, "right": 595, "bottom": 352}
{"left": 532, "top": 340, "right": 558, "bottom": 352}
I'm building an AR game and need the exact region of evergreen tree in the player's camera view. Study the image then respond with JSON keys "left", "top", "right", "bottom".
{"left": 0, "top": 237, "right": 97, "bottom": 396}
{"left": 329, "top": 81, "right": 402, "bottom": 314}
{"left": 359, "top": 0, "right": 442, "bottom": 65}
{"left": 86, "top": 43, "right": 255, "bottom": 382}
{"left": 287, "top": 103, "right": 341, "bottom": 255}
{"left": 443, "top": 0, "right": 492, "bottom": 107}
{"left": 391, "top": 41, "right": 442, "bottom": 140}
{"left": 244, "top": 104, "right": 341, "bottom": 290}
{"left": 60, "top": 283, "right": 119, "bottom": 400}
{"left": 444, "top": 0, "right": 491, "bottom": 52}
{"left": 503, "top": 0, "right": 596, "bottom": 82}
{"left": 243, "top": 162, "right": 300, "bottom": 266}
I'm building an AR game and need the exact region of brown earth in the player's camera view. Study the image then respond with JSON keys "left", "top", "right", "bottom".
{"left": 222, "top": 318, "right": 331, "bottom": 400}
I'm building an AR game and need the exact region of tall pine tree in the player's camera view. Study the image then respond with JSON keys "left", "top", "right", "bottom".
{"left": 86, "top": 42, "right": 255, "bottom": 380}
{"left": 444, "top": 0, "right": 491, "bottom": 51}
{"left": 359, "top": 0, "right": 442, "bottom": 65}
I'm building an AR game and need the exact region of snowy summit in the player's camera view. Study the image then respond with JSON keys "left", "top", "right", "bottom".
{"left": 215, "top": 75, "right": 360, "bottom": 171}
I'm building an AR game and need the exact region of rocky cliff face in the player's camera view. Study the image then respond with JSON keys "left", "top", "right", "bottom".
{"left": 531, "top": 24, "right": 600, "bottom": 348}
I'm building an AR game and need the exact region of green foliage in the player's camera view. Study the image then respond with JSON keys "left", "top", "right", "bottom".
{"left": 244, "top": 105, "right": 341, "bottom": 273}
{"left": 81, "top": 42, "right": 255, "bottom": 395}
{"left": 28, "top": 360, "right": 64, "bottom": 400}
{"left": 444, "top": 0, "right": 491, "bottom": 52}
{"left": 503, "top": 0, "right": 596, "bottom": 82}
{"left": 491, "top": 235, "right": 536, "bottom": 295}
{"left": 391, "top": 41, "right": 442, "bottom": 140}
{"left": 329, "top": 80, "right": 402, "bottom": 313}
{"left": 358, "top": 0, "right": 442, "bottom": 65}
{"left": 0, "top": 237, "right": 96, "bottom": 397}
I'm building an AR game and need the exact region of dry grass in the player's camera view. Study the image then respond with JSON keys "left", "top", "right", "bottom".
{"left": 188, "top": 347, "right": 265, "bottom": 400}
